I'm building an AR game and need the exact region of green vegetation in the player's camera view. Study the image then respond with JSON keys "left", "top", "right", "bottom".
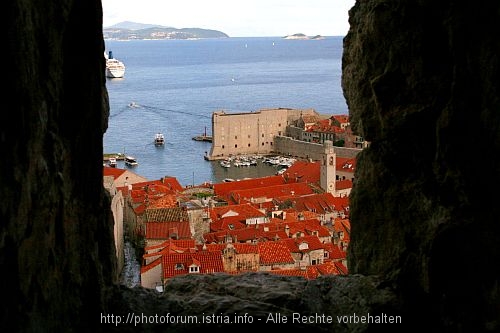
{"left": 103, "top": 22, "right": 229, "bottom": 40}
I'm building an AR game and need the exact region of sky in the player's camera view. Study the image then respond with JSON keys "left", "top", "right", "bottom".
{"left": 102, "top": 0, "right": 356, "bottom": 37}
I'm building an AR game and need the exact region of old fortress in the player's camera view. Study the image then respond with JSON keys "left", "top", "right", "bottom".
{"left": 104, "top": 107, "right": 367, "bottom": 291}
{"left": 208, "top": 107, "right": 366, "bottom": 162}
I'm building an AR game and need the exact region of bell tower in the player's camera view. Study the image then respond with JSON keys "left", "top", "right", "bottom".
{"left": 320, "top": 140, "right": 336, "bottom": 194}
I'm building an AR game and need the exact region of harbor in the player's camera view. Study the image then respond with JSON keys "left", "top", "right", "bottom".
{"left": 103, "top": 37, "right": 345, "bottom": 186}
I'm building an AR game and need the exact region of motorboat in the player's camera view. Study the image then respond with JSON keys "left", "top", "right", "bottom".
{"left": 154, "top": 133, "right": 165, "bottom": 146}
{"left": 108, "top": 157, "right": 117, "bottom": 167}
{"left": 124, "top": 155, "right": 138, "bottom": 166}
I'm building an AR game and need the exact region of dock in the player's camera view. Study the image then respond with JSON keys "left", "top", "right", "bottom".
{"left": 192, "top": 126, "right": 212, "bottom": 142}
{"left": 103, "top": 153, "right": 124, "bottom": 161}
{"left": 192, "top": 135, "right": 212, "bottom": 142}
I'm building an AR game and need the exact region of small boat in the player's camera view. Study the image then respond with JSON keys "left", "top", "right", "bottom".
{"left": 154, "top": 133, "right": 165, "bottom": 146}
{"left": 220, "top": 160, "right": 231, "bottom": 168}
{"left": 124, "top": 155, "right": 138, "bottom": 167}
{"left": 105, "top": 51, "right": 125, "bottom": 78}
{"left": 108, "top": 157, "right": 117, "bottom": 168}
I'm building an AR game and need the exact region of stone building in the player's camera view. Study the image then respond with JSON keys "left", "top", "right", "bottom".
{"left": 208, "top": 107, "right": 317, "bottom": 159}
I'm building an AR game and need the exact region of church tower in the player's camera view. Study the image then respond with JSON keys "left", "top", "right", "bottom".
{"left": 320, "top": 140, "right": 336, "bottom": 195}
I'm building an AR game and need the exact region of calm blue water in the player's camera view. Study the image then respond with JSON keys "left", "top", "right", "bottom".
{"left": 103, "top": 37, "right": 347, "bottom": 186}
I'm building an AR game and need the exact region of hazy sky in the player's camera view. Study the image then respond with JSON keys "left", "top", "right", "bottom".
{"left": 102, "top": 0, "right": 356, "bottom": 37}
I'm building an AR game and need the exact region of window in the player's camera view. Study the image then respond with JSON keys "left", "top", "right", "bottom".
{"left": 175, "top": 263, "right": 184, "bottom": 270}
{"left": 189, "top": 266, "right": 199, "bottom": 273}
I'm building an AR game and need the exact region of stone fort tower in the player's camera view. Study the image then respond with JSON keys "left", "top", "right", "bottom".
{"left": 208, "top": 108, "right": 317, "bottom": 159}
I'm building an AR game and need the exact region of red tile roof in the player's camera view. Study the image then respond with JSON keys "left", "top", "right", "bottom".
{"left": 281, "top": 235, "right": 325, "bottom": 252}
{"left": 332, "top": 114, "right": 350, "bottom": 125}
{"left": 103, "top": 167, "right": 127, "bottom": 179}
{"left": 283, "top": 220, "right": 331, "bottom": 238}
{"left": 314, "top": 260, "right": 346, "bottom": 276}
{"left": 202, "top": 242, "right": 259, "bottom": 254}
{"left": 333, "top": 261, "right": 348, "bottom": 275}
{"left": 267, "top": 267, "right": 318, "bottom": 280}
{"left": 306, "top": 118, "right": 344, "bottom": 134}
{"left": 336, "top": 157, "right": 356, "bottom": 173}
{"left": 257, "top": 241, "right": 295, "bottom": 265}
{"left": 204, "top": 227, "right": 268, "bottom": 243}
{"left": 281, "top": 210, "right": 320, "bottom": 222}
{"left": 132, "top": 178, "right": 183, "bottom": 193}
{"left": 143, "top": 239, "right": 197, "bottom": 256}
{"left": 213, "top": 176, "right": 286, "bottom": 201}
{"left": 282, "top": 161, "right": 320, "bottom": 185}
{"left": 140, "top": 257, "right": 161, "bottom": 274}
{"left": 275, "top": 193, "right": 349, "bottom": 216}
{"left": 145, "top": 221, "right": 192, "bottom": 240}
{"left": 162, "top": 252, "right": 225, "bottom": 278}
{"left": 333, "top": 218, "right": 351, "bottom": 242}
{"left": 209, "top": 216, "right": 248, "bottom": 232}
{"left": 323, "top": 243, "right": 347, "bottom": 260}
{"left": 336, "top": 179, "right": 352, "bottom": 190}
{"left": 209, "top": 203, "right": 266, "bottom": 223}
{"left": 228, "top": 182, "right": 314, "bottom": 205}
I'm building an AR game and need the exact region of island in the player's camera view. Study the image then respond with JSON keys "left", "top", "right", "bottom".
{"left": 104, "top": 21, "right": 229, "bottom": 40}
{"left": 283, "top": 33, "right": 325, "bottom": 40}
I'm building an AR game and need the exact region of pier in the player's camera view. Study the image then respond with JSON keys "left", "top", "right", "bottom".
{"left": 192, "top": 126, "right": 213, "bottom": 142}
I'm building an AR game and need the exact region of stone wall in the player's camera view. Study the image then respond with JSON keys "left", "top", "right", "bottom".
{"left": 1, "top": 1, "right": 117, "bottom": 331}
{"left": 274, "top": 136, "right": 361, "bottom": 160}
{"left": 342, "top": 1, "right": 500, "bottom": 330}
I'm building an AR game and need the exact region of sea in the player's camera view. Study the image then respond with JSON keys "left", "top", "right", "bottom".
{"left": 103, "top": 36, "right": 348, "bottom": 187}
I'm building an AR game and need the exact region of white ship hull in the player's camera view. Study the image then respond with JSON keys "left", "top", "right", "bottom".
{"left": 105, "top": 51, "right": 125, "bottom": 78}
{"left": 105, "top": 66, "right": 125, "bottom": 78}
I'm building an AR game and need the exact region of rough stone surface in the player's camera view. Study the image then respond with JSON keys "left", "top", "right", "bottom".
{"left": 343, "top": 1, "right": 500, "bottom": 331}
{"left": 107, "top": 273, "right": 399, "bottom": 332}
{"left": 1, "top": 0, "right": 499, "bottom": 332}
{"left": 2, "top": 1, "right": 117, "bottom": 332}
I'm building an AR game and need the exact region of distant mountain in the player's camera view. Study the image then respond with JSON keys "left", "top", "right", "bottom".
{"left": 106, "top": 21, "right": 172, "bottom": 30}
{"left": 103, "top": 21, "right": 229, "bottom": 40}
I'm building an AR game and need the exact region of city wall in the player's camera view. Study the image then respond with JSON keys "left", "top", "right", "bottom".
{"left": 274, "top": 136, "right": 361, "bottom": 161}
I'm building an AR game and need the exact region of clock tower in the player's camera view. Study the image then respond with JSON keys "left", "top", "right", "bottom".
{"left": 320, "top": 140, "right": 336, "bottom": 195}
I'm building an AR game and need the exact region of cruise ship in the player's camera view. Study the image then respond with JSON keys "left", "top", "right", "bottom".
{"left": 105, "top": 51, "right": 125, "bottom": 78}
